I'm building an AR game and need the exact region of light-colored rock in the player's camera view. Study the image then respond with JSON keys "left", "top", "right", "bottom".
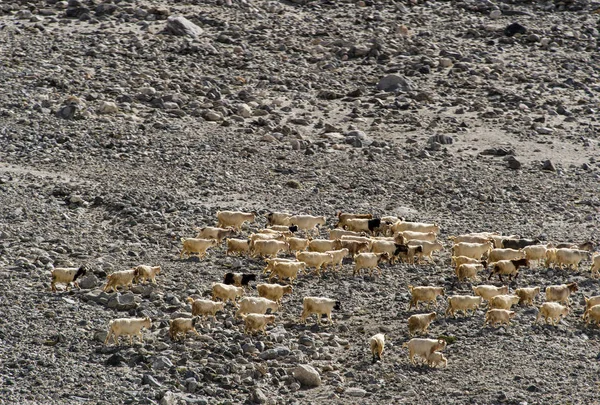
{"left": 204, "top": 111, "right": 223, "bottom": 121}
{"left": 238, "top": 104, "right": 252, "bottom": 118}
{"left": 98, "top": 101, "right": 118, "bottom": 114}
{"left": 490, "top": 10, "right": 502, "bottom": 19}
{"left": 293, "top": 365, "right": 321, "bottom": 388}
{"left": 166, "top": 16, "right": 204, "bottom": 38}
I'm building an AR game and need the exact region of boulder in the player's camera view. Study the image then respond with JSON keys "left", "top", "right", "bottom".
{"left": 293, "top": 365, "right": 321, "bottom": 388}
{"left": 166, "top": 16, "right": 204, "bottom": 38}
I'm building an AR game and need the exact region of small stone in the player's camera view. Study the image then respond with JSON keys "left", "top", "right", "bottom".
{"left": 542, "top": 160, "right": 556, "bottom": 172}
{"left": 345, "top": 388, "right": 367, "bottom": 397}
{"left": 140, "top": 87, "right": 156, "bottom": 96}
{"left": 439, "top": 58, "right": 453, "bottom": 68}
{"left": 185, "top": 377, "right": 198, "bottom": 393}
{"left": 289, "top": 140, "right": 301, "bottom": 150}
{"left": 285, "top": 180, "right": 301, "bottom": 189}
{"left": 505, "top": 23, "right": 527, "bottom": 37}
{"left": 506, "top": 156, "right": 522, "bottom": 170}
{"left": 69, "top": 195, "right": 85, "bottom": 205}
{"left": 259, "top": 349, "right": 279, "bottom": 360}
{"left": 152, "top": 356, "right": 174, "bottom": 370}
{"left": 489, "top": 10, "right": 502, "bottom": 19}
{"left": 345, "top": 137, "right": 362, "bottom": 147}
{"left": 17, "top": 10, "right": 33, "bottom": 19}
{"left": 204, "top": 111, "right": 223, "bottom": 121}
{"left": 293, "top": 365, "right": 321, "bottom": 388}
{"left": 238, "top": 104, "right": 252, "bottom": 118}
{"left": 57, "top": 105, "right": 77, "bottom": 120}
{"left": 106, "top": 354, "right": 126, "bottom": 367}
{"left": 159, "top": 391, "right": 177, "bottom": 405}
{"left": 93, "top": 331, "right": 108, "bottom": 343}
{"left": 142, "top": 374, "right": 163, "bottom": 387}
{"left": 98, "top": 101, "right": 118, "bottom": 114}
{"left": 536, "top": 127, "right": 554, "bottom": 135}
{"left": 261, "top": 134, "right": 277, "bottom": 143}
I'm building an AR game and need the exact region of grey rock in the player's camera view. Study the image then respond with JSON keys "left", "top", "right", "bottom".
{"left": 536, "top": 127, "right": 554, "bottom": 135}
{"left": 107, "top": 292, "right": 137, "bottom": 311}
{"left": 17, "top": 10, "right": 33, "bottom": 19}
{"left": 131, "top": 284, "right": 153, "bottom": 297}
{"left": 78, "top": 273, "right": 99, "bottom": 289}
{"left": 505, "top": 22, "right": 527, "bottom": 37}
{"left": 142, "top": 374, "right": 163, "bottom": 387}
{"left": 152, "top": 356, "right": 174, "bottom": 370}
{"left": 542, "top": 160, "right": 556, "bottom": 171}
{"left": 293, "top": 365, "right": 321, "bottom": 388}
{"left": 481, "top": 147, "right": 514, "bottom": 156}
{"left": 57, "top": 105, "right": 77, "bottom": 120}
{"left": 93, "top": 330, "right": 108, "bottom": 343}
{"left": 506, "top": 156, "right": 522, "bottom": 170}
{"left": 204, "top": 111, "right": 223, "bottom": 121}
{"left": 345, "top": 137, "right": 362, "bottom": 148}
{"left": 251, "top": 388, "right": 268, "bottom": 404}
{"left": 428, "top": 134, "right": 453, "bottom": 145}
{"left": 185, "top": 377, "right": 198, "bottom": 393}
{"left": 259, "top": 349, "right": 279, "bottom": 360}
{"left": 376, "top": 74, "right": 416, "bottom": 92}
{"left": 346, "top": 388, "right": 367, "bottom": 397}
{"left": 166, "top": 16, "right": 204, "bottom": 38}
{"left": 160, "top": 391, "right": 177, "bottom": 405}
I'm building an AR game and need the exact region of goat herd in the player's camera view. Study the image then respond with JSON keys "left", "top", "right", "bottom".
{"left": 49, "top": 211, "right": 600, "bottom": 368}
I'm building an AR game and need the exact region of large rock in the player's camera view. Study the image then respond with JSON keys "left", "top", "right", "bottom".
{"left": 293, "top": 365, "right": 321, "bottom": 388}
{"left": 78, "top": 273, "right": 99, "bottom": 290}
{"left": 376, "top": 74, "right": 416, "bottom": 92}
{"left": 107, "top": 292, "right": 137, "bottom": 311}
{"left": 166, "top": 16, "right": 203, "bottom": 38}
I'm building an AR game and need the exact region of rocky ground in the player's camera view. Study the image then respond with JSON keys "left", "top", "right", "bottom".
{"left": 1, "top": 0, "right": 600, "bottom": 404}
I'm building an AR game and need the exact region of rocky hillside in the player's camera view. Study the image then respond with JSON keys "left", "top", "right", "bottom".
{"left": 1, "top": 0, "right": 599, "bottom": 404}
